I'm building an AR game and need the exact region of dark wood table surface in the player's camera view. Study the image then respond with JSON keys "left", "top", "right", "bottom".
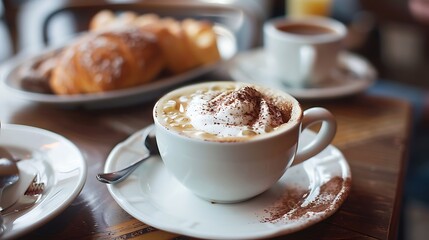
{"left": 0, "top": 75, "right": 411, "bottom": 239}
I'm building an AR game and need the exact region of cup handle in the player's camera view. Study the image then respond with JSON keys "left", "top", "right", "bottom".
{"left": 294, "top": 107, "right": 337, "bottom": 163}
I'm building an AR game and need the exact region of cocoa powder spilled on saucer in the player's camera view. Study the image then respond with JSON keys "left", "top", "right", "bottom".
{"left": 261, "top": 176, "right": 351, "bottom": 223}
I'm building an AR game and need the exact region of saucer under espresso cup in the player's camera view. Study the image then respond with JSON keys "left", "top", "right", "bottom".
{"left": 263, "top": 16, "right": 347, "bottom": 88}
{"left": 152, "top": 81, "right": 337, "bottom": 203}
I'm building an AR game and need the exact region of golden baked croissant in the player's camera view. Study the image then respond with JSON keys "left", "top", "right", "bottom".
{"left": 89, "top": 10, "right": 221, "bottom": 74}
{"left": 50, "top": 27, "right": 164, "bottom": 95}
{"left": 181, "top": 18, "right": 221, "bottom": 65}
{"left": 145, "top": 18, "right": 201, "bottom": 74}
{"left": 89, "top": 10, "right": 140, "bottom": 30}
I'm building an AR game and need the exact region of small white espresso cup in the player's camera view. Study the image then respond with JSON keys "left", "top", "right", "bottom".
{"left": 264, "top": 16, "right": 347, "bottom": 87}
{"left": 153, "top": 81, "right": 336, "bottom": 203}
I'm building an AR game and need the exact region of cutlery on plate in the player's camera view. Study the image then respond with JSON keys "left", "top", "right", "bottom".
{"left": 0, "top": 158, "right": 20, "bottom": 212}
{"left": 96, "top": 126, "right": 158, "bottom": 184}
{"left": 0, "top": 175, "right": 44, "bottom": 236}
{"left": 1, "top": 175, "right": 44, "bottom": 216}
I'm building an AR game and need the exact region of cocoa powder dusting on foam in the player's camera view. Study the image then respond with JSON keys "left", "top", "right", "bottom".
{"left": 205, "top": 86, "right": 288, "bottom": 128}
{"left": 268, "top": 95, "right": 292, "bottom": 124}
{"left": 217, "top": 87, "right": 260, "bottom": 125}
{"left": 261, "top": 177, "right": 351, "bottom": 222}
{"left": 163, "top": 84, "right": 296, "bottom": 141}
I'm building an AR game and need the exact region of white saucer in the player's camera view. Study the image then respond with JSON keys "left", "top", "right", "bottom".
{"left": 229, "top": 48, "right": 377, "bottom": 100}
{"left": 106, "top": 126, "right": 351, "bottom": 239}
{"left": 0, "top": 124, "right": 87, "bottom": 239}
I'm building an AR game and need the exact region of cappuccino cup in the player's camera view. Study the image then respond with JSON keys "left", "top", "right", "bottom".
{"left": 153, "top": 81, "right": 336, "bottom": 203}
{"left": 264, "top": 16, "right": 347, "bottom": 87}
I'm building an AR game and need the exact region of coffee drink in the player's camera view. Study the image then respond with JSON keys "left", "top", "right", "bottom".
{"left": 264, "top": 16, "right": 347, "bottom": 87}
{"left": 155, "top": 81, "right": 300, "bottom": 142}
{"left": 153, "top": 81, "right": 336, "bottom": 203}
{"left": 276, "top": 23, "right": 335, "bottom": 36}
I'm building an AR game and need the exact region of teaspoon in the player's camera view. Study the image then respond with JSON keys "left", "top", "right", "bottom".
{"left": 96, "top": 126, "right": 158, "bottom": 184}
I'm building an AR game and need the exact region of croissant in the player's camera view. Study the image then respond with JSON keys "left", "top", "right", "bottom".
{"left": 89, "top": 11, "right": 221, "bottom": 74}
{"left": 144, "top": 18, "right": 201, "bottom": 74}
{"left": 181, "top": 19, "right": 221, "bottom": 65}
{"left": 50, "top": 27, "right": 164, "bottom": 95}
{"left": 88, "top": 10, "right": 116, "bottom": 30}
{"left": 90, "top": 10, "right": 141, "bottom": 31}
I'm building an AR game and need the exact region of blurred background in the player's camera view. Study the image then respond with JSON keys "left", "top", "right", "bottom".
{"left": 0, "top": 0, "right": 428, "bottom": 239}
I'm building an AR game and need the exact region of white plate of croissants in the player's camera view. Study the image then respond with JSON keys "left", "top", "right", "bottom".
{"left": 0, "top": 10, "right": 237, "bottom": 108}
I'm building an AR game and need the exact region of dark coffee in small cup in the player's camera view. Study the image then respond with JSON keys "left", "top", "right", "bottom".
{"left": 276, "top": 23, "right": 335, "bottom": 36}
{"left": 264, "top": 16, "right": 347, "bottom": 87}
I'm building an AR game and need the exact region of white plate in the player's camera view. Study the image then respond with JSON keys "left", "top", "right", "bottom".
{"left": 229, "top": 48, "right": 376, "bottom": 100}
{"left": 0, "top": 25, "right": 237, "bottom": 109}
{"left": 0, "top": 124, "right": 87, "bottom": 239}
{"left": 105, "top": 126, "right": 351, "bottom": 239}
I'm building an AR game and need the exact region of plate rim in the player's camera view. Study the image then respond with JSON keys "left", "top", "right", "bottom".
{"left": 0, "top": 123, "right": 87, "bottom": 239}
{"left": 105, "top": 126, "right": 351, "bottom": 239}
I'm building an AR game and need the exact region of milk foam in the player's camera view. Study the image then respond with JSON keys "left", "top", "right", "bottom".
{"left": 186, "top": 86, "right": 286, "bottom": 137}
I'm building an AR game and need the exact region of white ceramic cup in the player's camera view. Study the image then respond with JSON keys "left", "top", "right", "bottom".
{"left": 153, "top": 81, "right": 336, "bottom": 203}
{"left": 263, "top": 16, "right": 347, "bottom": 87}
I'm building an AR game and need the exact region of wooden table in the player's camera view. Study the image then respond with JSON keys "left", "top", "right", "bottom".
{"left": 0, "top": 79, "right": 411, "bottom": 240}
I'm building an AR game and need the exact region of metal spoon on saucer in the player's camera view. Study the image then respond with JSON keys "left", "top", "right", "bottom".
{"left": 96, "top": 126, "right": 158, "bottom": 184}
